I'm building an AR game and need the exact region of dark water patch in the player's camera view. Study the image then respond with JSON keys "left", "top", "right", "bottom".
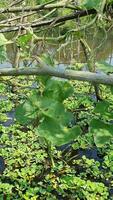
{"left": 110, "top": 188, "right": 113, "bottom": 195}
{"left": 56, "top": 141, "right": 74, "bottom": 152}
{"left": 0, "top": 110, "right": 15, "bottom": 127}
{"left": 77, "top": 148, "right": 103, "bottom": 162}
{"left": 0, "top": 156, "right": 5, "bottom": 174}
{"left": 57, "top": 141, "right": 103, "bottom": 162}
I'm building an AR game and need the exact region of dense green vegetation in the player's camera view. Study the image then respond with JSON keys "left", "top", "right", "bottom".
{"left": 0, "top": 0, "right": 113, "bottom": 199}
{"left": 1, "top": 77, "right": 113, "bottom": 199}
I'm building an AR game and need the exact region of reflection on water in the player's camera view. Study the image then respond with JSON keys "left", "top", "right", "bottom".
{"left": 0, "top": 62, "right": 12, "bottom": 68}
{"left": 1, "top": 28, "right": 113, "bottom": 68}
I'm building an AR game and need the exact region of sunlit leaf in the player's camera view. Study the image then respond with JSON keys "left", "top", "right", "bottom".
{"left": 17, "top": 33, "right": 33, "bottom": 47}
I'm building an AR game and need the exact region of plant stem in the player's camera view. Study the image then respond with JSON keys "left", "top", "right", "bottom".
{"left": 46, "top": 140, "right": 55, "bottom": 168}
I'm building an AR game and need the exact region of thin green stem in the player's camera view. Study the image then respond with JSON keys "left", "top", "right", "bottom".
{"left": 46, "top": 139, "right": 55, "bottom": 168}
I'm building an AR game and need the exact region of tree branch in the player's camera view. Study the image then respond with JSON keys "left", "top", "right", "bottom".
{"left": 0, "top": 2, "right": 76, "bottom": 13}
{"left": 0, "top": 67, "right": 113, "bottom": 86}
{"left": 0, "top": 9, "right": 96, "bottom": 33}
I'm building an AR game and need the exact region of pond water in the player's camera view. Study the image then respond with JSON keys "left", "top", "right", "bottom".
{"left": 1, "top": 28, "right": 113, "bottom": 68}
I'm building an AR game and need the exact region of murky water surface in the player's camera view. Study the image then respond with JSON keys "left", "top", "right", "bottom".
{"left": 1, "top": 28, "right": 113, "bottom": 68}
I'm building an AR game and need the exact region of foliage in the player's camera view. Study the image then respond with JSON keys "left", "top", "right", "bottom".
{"left": 16, "top": 77, "right": 81, "bottom": 146}
{"left": 0, "top": 34, "right": 12, "bottom": 63}
{"left": 0, "top": 124, "right": 48, "bottom": 199}
{"left": 96, "top": 61, "right": 113, "bottom": 73}
{"left": 1, "top": 0, "right": 113, "bottom": 199}
{"left": 81, "top": 0, "right": 102, "bottom": 10}
{"left": 0, "top": 75, "right": 113, "bottom": 199}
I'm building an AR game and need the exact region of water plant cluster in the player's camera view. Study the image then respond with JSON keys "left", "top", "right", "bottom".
{"left": 0, "top": 76, "right": 113, "bottom": 199}
{"left": 0, "top": 0, "right": 113, "bottom": 199}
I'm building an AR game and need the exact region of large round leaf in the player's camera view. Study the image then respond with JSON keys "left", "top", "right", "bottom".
{"left": 37, "top": 117, "right": 81, "bottom": 146}
{"left": 15, "top": 101, "right": 38, "bottom": 124}
{"left": 90, "top": 119, "right": 113, "bottom": 147}
{"left": 43, "top": 79, "right": 73, "bottom": 102}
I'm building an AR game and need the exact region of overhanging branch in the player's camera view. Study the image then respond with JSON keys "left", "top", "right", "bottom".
{"left": 0, "top": 2, "right": 76, "bottom": 13}
{"left": 0, "top": 67, "right": 113, "bottom": 86}
{"left": 0, "top": 1, "right": 112, "bottom": 33}
{"left": 0, "top": 9, "right": 96, "bottom": 33}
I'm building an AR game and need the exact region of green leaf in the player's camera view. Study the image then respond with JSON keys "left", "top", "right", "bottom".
{"left": 15, "top": 99, "right": 38, "bottom": 124}
{"left": 90, "top": 119, "right": 113, "bottom": 147}
{"left": 17, "top": 33, "right": 33, "bottom": 47}
{"left": 81, "top": 0, "right": 102, "bottom": 10}
{"left": 0, "top": 83, "right": 6, "bottom": 92}
{"left": 44, "top": 79, "right": 74, "bottom": 102}
{"left": 94, "top": 101, "right": 109, "bottom": 114}
{"left": 37, "top": 117, "right": 81, "bottom": 146}
{"left": 40, "top": 100, "right": 73, "bottom": 125}
{"left": 16, "top": 91, "right": 73, "bottom": 127}
{"left": 15, "top": 93, "right": 39, "bottom": 124}
{"left": 37, "top": 76, "right": 50, "bottom": 86}
{"left": 39, "top": 53, "right": 55, "bottom": 67}
{"left": 94, "top": 101, "right": 113, "bottom": 120}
